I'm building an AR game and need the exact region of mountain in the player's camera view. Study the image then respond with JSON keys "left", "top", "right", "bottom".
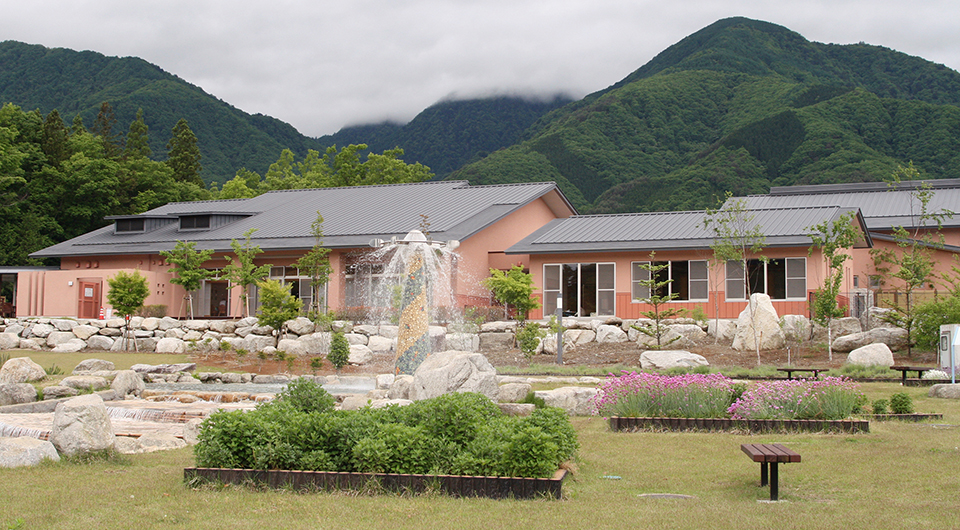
{"left": 0, "top": 40, "right": 326, "bottom": 186}
{"left": 319, "top": 95, "right": 572, "bottom": 179}
{"left": 451, "top": 17, "right": 960, "bottom": 213}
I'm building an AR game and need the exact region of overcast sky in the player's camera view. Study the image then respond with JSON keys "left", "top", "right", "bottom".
{"left": 3, "top": 1, "right": 959, "bottom": 137}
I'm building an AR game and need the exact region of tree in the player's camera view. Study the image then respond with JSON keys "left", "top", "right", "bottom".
{"left": 630, "top": 253, "right": 688, "bottom": 349}
{"left": 221, "top": 229, "right": 272, "bottom": 317}
{"left": 166, "top": 118, "right": 203, "bottom": 187}
{"left": 90, "top": 101, "right": 121, "bottom": 158}
{"left": 41, "top": 110, "right": 70, "bottom": 167}
{"left": 807, "top": 211, "right": 861, "bottom": 361}
{"left": 704, "top": 192, "right": 767, "bottom": 363}
{"left": 328, "top": 331, "right": 350, "bottom": 373}
{"left": 256, "top": 279, "right": 303, "bottom": 338}
{"left": 294, "top": 212, "right": 332, "bottom": 318}
{"left": 106, "top": 269, "right": 150, "bottom": 351}
{"left": 124, "top": 108, "right": 151, "bottom": 159}
{"left": 160, "top": 240, "right": 216, "bottom": 319}
{"left": 871, "top": 164, "right": 954, "bottom": 356}
{"left": 481, "top": 265, "right": 540, "bottom": 323}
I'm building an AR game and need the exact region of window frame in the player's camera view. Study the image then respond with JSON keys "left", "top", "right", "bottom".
{"left": 631, "top": 259, "right": 709, "bottom": 302}
{"left": 725, "top": 257, "right": 807, "bottom": 301}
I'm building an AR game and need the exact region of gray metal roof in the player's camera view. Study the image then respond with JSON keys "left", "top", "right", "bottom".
{"left": 32, "top": 180, "right": 575, "bottom": 258}
{"left": 741, "top": 179, "right": 960, "bottom": 230}
{"left": 506, "top": 206, "right": 870, "bottom": 255}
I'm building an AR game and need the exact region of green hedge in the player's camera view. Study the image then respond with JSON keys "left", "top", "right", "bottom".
{"left": 194, "top": 381, "right": 578, "bottom": 478}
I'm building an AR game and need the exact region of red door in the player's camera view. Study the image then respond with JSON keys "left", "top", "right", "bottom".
{"left": 78, "top": 281, "right": 101, "bottom": 319}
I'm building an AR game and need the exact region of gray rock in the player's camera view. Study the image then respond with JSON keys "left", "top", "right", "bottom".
{"left": 596, "top": 324, "right": 628, "bottom": 343}
{"left": 28, "top": 323, "right": 54, "bottom": 338}
{"left": 928, "top": 384, "right": 960, "bottom": 399}
{"left": 480, "top": 321, "right": 516, "bottom": 333}
{"left": 480, "top": 331, "right": 514, "bottom": 352}
{"left": 0, "top": 383, "right": 38, "bottom": 406}
{"left": 50, "top": 394, "right": 115, "bottom": 457}
{"left": 98, "top": 327, "right": 122, "bottom": 337}
{"left": 369, "top": 398, "right": 413, "bottom": 409}
{"left": 60, "top": 375, "right": 108, "bottom": 391}
{"left": 114, "top": 436, "right": 140, "bottom": 455}
{"left": 71, "top": 325, "right": 100, "bottom": 340}
{"left": 340, "top": 395, "right": 370, "bottom": 410}
{"left": 387, "top": 375, "right": 415, "bottom": 400}
{"left": 155, "top": 337, "right": 186, "bottom": 354}
{"left": 46, "top": 331, "right": 77, "bottom": 347}
{"left": 285, "top": 317, "right": 315, "bottom": 336}
{"left": 110, "top": 370, "right": 145, "bottom": 397}
{"left": 42, "top": 385, "right": 78, "bottom": 399}
{"left": 640, "top": 350, "right": 709, "bottom": 370}
{"left": 445, "top": 333, "right": 479, "bottom": 352}
{"left": 276, "top": 338, "right": 307, "bottom": 357}
{"left": 104, "top": 318, "right": 125, "bottom": 328}
{"left": 0, "top": 332, "right": 21, "bottom": 349}
{"left": 352, "top": 324, "right": 378, "bottom": 336}
{"left": 52, "top": 339, "right": 86, "bottom": 353}
{"left": 833, "top": 327, "right": 908, "bottom": 353}
{"left": 845, "top": 343, "right": 895, "bottom": 367}
{"left": 219, "top": 372, "right": 243, "bottom": 384}
{"left": 0, "top": 357, "right": 46, "bottom": 384}
{"left": 376, "top": 373, "right": 395, "bottom": 389}
{"left": 669, "top": 324, "right": 707, "bottom": 342}
{"left": 253, "top": 374, "right": 290, "bottom": 384}
{"left": 209, "top": 320, "right": 237, "bottom": 334}
{"left": 498, "top": 403, "right": 535, "bottom": 416}
{"left": 18, "top": 338, "right": 44, "bottom": 351}
{"left": 52, "top": 319, "right": 79, "bottom": 332}
{"left": 410, "top": 351, "right": 499, "bottom": 401}
{"left": 707, "top": 320, "right": 737, "bottom": 342}
{"left": 85, "top": 335, "right": 115, "bottom": 351}
{"left": 164, "top": 328, "right": 186, "bottom": 339}
{"left": 157, "top": 317, "right": 181, "bottom": 330}
{"left": 498, "top": 382, "right": 532, "bottom": 403}
{"left": 0, "top": 437, "right": 60, "bottom": 468}
{"left": 137, "top": 433, "right": 187, "bottom": 453}
{"left": 344, "top": 333, "right": 368, "bottom": 345}
{"left": 141, "top": 317, "right": 160, "bottom": 331}
{"left": 378, "top": 325, "right": 400, "bottom": 339}
{"left": 73, "top": 359, "right": 116, "bottom": 373}
{"left": 243, "top": 334, "right": 276, "bottom": 352}
{"left": 534, "top": 386, "right": 599, "bottom": 416}
{"left": 348, "top": 344, "right": 373, "bottom": 365}
{"left": 367, "top": 335, "right": 394, "bottom": 353}
{"left": 130, "top": 363, "right": 196, "bottom": 374}
{"left": 299, "top": 332, "right": 330, "bottom": 355}
{"left": 732, "top": 294, "right": 785, "bottom": 351}
{"left": 780, "top": 315, "right": 812, "bottom": 342}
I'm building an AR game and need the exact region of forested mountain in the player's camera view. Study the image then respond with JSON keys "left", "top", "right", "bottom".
{"left": 452, "top": 17, "right": 960, "bottom": 213}
{"left": 319, "top": 95, "right": 572, "bottom": 178}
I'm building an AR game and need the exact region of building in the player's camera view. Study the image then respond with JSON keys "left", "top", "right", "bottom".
{"left": 20, "top": 180, "right": 575, "bottom": 318}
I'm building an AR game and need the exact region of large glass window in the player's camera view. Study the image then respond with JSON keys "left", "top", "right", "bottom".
{"left": 543, "top": 263, "right": 615, "bottom": 317}
{"left": 726, "top": 258, "right": 806, "bottom": 300}
{"left": 268, "top": 266, "right": 326, "bottom": 312}
{"left": 631, "top": 260, "right": 708, "bottom": 301}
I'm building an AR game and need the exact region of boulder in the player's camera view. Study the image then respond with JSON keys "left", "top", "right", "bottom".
{"left": 340, "top": 395, "right": 370, "bottom": 410}
{"left": 534, "top": 387, "right": 599, "bottom": 416}
{"left": 596, "top": 324, "right": 628, "bottom": 343}
{"left": 136, "top": 433, "right": 187, "bottom": 453}
{"left": 183, "top": 418, "right": 203, "bottom": 445}
{"left": 0, "top": 332, "right": 21, "bottom": 349}
{"left": 388, "top": 375, "right": 415, "bottom": 400}
{"left": 707, "top": 319, "right": 737, "bottom": 342}
{"left": 85, "top": 335, "right": 115, "bottom": 351}
{"left": 164, "top": 328, "right": 186, "bottom": 339}
{"left": 71, "top": 324, "right": 99, "bottom": 340}
{"left": 114, "top": 436, "right": 140, "bottom": 455}
{"left": 50, "top": 394, "right": 115, "bottom": 456}
{"left": 832, "top": 327, "right": 908, "bottom": 353}
{"left": 367, "top": 335, "right": 394, "bottom": 353}
{"left": 155, "top": 337, "right": 186, "bottom": 354}
{"left": 410, "top": 351, "right": 499, "bottom": 401}
{"left": 0, "top": 437, "right": 60, "bottom": 468}
{"left": 73, "top": 359, "right": 115, "bottom": 373}
{"left": 639, "top": 350, "right": 709, "bottom": 370}
{"left": 60, "top": 375, "right": 108, "bottom": 391}
{"left": 0, "top": 383, "right": 38, "bottom": 406}
{"left": 276, "top": 338, "right": 307, "bottom": 357}
{"left": 498, "top": 382, "right": 532, "bottom": 403}
{"left": 131, "top": 363, "right": 196, "bottom": 374}
{"left": 732, "top": 294, "right": 785, "bottom": 351}
{"left": 845, "top": 343, "right": 895, "bottom": 367}
{"left": 299, "top": 332, "right": 330, "bottom": 355}
{"left": 352, "top": 324, "right": 378, "bottom": 336}
{"left": 110, "top": 370, "right": 145, "bottom": 397}
{"left": 780, "top": 315, "right": 812, "bottom": 342}
{"left": 369, "top": 398, "right": 414, "bottom": 409}
{"left": 209, "top": 320, "right": 237, "bottom": 334}
{"left": 286, "top": 317, "right": 315, "bottom": 336}
{"left": 445, "top": 333, "right": 479, "bottom": 352}
{"left": 0, "top": 357, "right": 46, "bottom": 384}
{"left": 52, "top": 339, "right": 86, "bottom": 353}
{"left": 480, "top": 321, "right": 516, "bottom": 333}
{"left": 865, "top": 307, "right": 897, "bottom": 330}
{"left": 348, "top": 344, "right": 373, "bottom": 365}
{"left": 479, "top": 332, "right": 514, "bottom": 352}
{"left": 53, "top": 319, "right": 79, "bottom": 332}
{"left": 42, "top": 385, "right": 78, "bottom": 399}
{"left": 498, "top": 403, "right": 535, "bottom": 416}
{"left": 28, "top": 323, "right": 54, "bottom": 338}
{"left": 343, "top": 333, "right": 368, "bottom": 346}
{"left": 18, "top": 338, "right": 44, "bottom": 351}
{"left": 140, "top": 317, "right": 160, "bottom": 331}
{"left": 98, "top": 327, "right": 122, "bottom": 337}
{"left": 376, "top": 373, "right": 395, "bottom": 389}
{"left": 635, "top": 326, "right": 694, "bottom": 349}
{"left": 243, "top": 334, "right": 276, "bottom": 352}
{"left": 668, "top": 324, "right": 707, "bottom": 342}
{"left": 378, "top": 325, "right": 400, "bottom": 339}
{"left": 929, "top": 384, "right": 960, "bottom": 399}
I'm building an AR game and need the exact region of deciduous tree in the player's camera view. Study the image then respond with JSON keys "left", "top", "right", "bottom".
{"left": 160, "top": 240, "right": 216, "bottom": 319}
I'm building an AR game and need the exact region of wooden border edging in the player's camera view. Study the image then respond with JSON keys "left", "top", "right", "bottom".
{"left": 609, "top": 416, "right": 869, "bottom": 434}
{"left": 183, "top": 467, "right": 567, "bottom": 499}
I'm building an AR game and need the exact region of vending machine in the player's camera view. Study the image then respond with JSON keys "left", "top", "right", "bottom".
{"left": 937, "top": 324, "right": 959, "bottom": 383}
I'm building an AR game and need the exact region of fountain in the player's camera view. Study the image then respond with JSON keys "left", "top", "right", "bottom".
{"left": 367, "top": 230, "right": 460, "bottom": 375}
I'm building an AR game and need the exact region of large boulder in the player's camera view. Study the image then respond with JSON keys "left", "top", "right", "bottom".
{"left": 299, "top": 332, "right": 330, "bottom": 355}
{"left": 110, "top": 370, "right": 145, "bottom": 397}
{"left": 534, "top": 387, "right": 599, "bottom": 416}
{"left": 155, "top": 337, "right": 186, "bottom": 354}
{"left": 348, "top": 344, "right": 373, "bottom": 365}
{"left": 929, "top": 384, "right": 960, "bottom": 399}
{"left": 73, "top": 359, "right": 115, "bottom": 373}
{"left": 276, "top": 338, "right": 307, "bottom": 357}
{"left": 410, "top": 351, "right": 498, "bottom": 401}
{"left": 498, "top": 382, "right": 532, "bottom": 403}
{"left": 445, "top": 333, "right": 479, "bottom": 352}
{"left": 60, "top": 375, "right": 109, "bottom": 391}
{"left": 136, "top": 433, "right": 187, "bottom": 453}
{"left": 367, "top": 335, "right": 395, "bottom": 353}
{"left": 780, "top": 315, "right": 812, "bottom": 342}
{"left": 845, "top": 343, "right": 895, "bottom": 367}
{"left": 50, "top": 394, "right": 115, "bottom": 456}
{"left": 85, "top": 335, "right": 115, "bottom": 351}
{"left": 0, "top": 383, "right": 38, "bottom": 406}
{"left": 732, "top": 294, "right": 785, "bottom": 351}
{"left": 639, "top": 350, "right": 709, "bottom": 370}
{"left": 46, "top": 331, "right": 78, "bottom": 347}
{"left": 596, "top": 324, "right": 628, "bottom": 343}
{"left": 72, "top": 324, "right": 100, "bottom": 340}
{"left": 52, "top": 339, "right": 86, "bottom": 353}
{"left": 0, "top": 437, "right": 60, "bottom": 468}
{"left": 0, "top": 357, "right": 46, "bottom": 384}
{"left": 832, "top": 327, "right": 908, "bottom": 353}
{"left": 479, "top": 332, "right": 514, "bottom": 352}
{"left": 0, "top": 332, "right": 21, "bottom": 349}
{"left": 286, "top": 317, "right": 315, "bottom": 336}
{"left": 388, "top": 374, "right": 415, "bottom": 400}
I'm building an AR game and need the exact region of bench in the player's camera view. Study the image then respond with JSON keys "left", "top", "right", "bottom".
{"left": 776, "top": 367, "right": 829, "bottom": 380}
{"left": 889, "top": 365, "right": 935, "bottom": 386}
{"left": 741, "top": 443, "right": 801, "bottom": 501}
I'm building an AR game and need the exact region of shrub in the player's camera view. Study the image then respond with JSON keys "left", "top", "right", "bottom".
{"left": 328, "top": 331, "right": 350, "bottom": 372}
{"left": 871, "top": 399, "right": 889, "bottom": 415}
{"left": 272, "top": 378, "right": 335, "bottom": 414}
{"left": 594, "top": 371, "right": 737, "bottom": 418}
{"left": 516, "top": 321, "right": 544, "bottom": 358}
{"left": 889, "top": 392, "right": 915, "bottom": 414}
{"left": 913, "top": 295, "right": 960, "bottom": 350}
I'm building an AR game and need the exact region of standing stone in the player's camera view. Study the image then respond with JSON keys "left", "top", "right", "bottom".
{"left": 0, "top": 438, "right": 60, "bottom": 468}
{"left": 0, "top": 357, "right": 46, "bottom": 384}
{"left": 50, "top": 394, "right": 115, "bottom": 457}
{"left": 732, "top": 294, "right": 785, "bottom": 351}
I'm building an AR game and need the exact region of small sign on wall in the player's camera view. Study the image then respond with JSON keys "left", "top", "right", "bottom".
{"left": 84, "top": 287, "right": 94, "bottom": 297}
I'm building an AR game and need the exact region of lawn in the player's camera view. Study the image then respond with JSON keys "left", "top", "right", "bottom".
{"left": 2, "top": 382, "right": 957, "bottom": 529}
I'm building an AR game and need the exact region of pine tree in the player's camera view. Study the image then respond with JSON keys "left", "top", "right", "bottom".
{"left": 124, "top": 108, "right": 151, "bottom": 159}
{"left": 166, "top": 118, "right": 203, "bottom": 187}
{"left": 91, "top": 101, "right": 121, "bottom": 158}
{"left": 41, "top": 110, "right": 70, "bottom": 166}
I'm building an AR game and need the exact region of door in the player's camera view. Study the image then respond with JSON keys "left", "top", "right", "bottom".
{"left": 209, "top": 281, "right": 229, "bottom": 317}
{"left": 78, "top": 281, "right": 101, "bottom": 319}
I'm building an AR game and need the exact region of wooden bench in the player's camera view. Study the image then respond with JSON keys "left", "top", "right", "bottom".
{"left": 889, "top": 365, "right": 935, "bottom": 385}
{"left": 741, "top": 443, "right": 801, "bottom": 501}
{"left": 776, "top": 367, "right": 829, "bottom": 380}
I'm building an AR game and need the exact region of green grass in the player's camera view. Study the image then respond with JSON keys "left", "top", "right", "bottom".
{"left": 2, "top": 382, "right": 958, "bottom": 529}
{"left": 1, "top": 350, "right": 191, "bottom": 373}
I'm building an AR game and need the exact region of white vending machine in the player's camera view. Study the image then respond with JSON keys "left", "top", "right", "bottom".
{"left": 937, "top": 324, "right": 959, "bottom": 383}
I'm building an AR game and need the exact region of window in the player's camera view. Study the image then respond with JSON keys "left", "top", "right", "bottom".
{"left": 269, "top": 266, "right": 326, "bottom": 312}
{"left": 631, "top": 260, "right": 708, "bottom": 301}
{"left": 115, "top": 218, "right": 144, "bottom": 233}
{"left": 543, "top": 263, "right": 615, "bottom": 317}
{"left": 726, "top": 258, "right": 806, "bottom": 300}
{"left": 179, "top": 215, "right": 211, "bottom": 230}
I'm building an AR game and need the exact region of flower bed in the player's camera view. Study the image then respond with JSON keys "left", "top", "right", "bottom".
{"left": 597, "top": 372, "right": 868, "bottom": 433}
